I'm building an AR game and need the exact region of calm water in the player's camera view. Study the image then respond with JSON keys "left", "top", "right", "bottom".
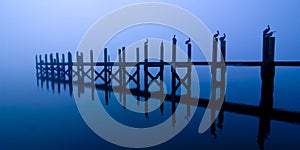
{"left": 1, "top": 63, "right": 300, "bottom": 150}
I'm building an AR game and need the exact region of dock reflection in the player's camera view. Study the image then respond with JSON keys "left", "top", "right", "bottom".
{"left": 35, "top": 33, "right": 300, "bottom": 149}
{"left": 36, "top": 66, "right": 300, "bottom": 149}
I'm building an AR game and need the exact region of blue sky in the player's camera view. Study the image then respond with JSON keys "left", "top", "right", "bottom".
{"left": 1, "top": 0, "right": 300, "bottom": 75}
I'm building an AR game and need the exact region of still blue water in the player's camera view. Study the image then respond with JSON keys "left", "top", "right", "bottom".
{"left": 0, "top": 64, "right": 300, "bottom": 150}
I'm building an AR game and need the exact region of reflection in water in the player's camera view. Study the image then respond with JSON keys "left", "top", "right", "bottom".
{"left": 35, "top": 55, "right": 300, "bottom": 149}
{"left": 35, "top": 35, "right": 300, "bottom": 149}
{"left": 257, "top": 32, "right": 276, "bottom": 150}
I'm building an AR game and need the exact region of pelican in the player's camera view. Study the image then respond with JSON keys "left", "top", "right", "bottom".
{"left": 220, "top": 33, "right": 226, "bottom": 41}
{"left": 185, "top": 38, "right": 191, "bottom": 44}
{"left": 214, "top": 31, "right": 219, "bottom": 38}
{"left": 172, "top": 35, "right": 177, "bottom": 44}
{"left": 263, "top": 25, "right": 270, "bottom": 35}
{"left": 267, "top": 31, "right": 276, "bottom": 37}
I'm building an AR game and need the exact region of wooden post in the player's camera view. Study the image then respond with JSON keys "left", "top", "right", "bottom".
{"left": 144, "top": 40, "right": 149, "bottom": 116}
{"left": 171, "top": 36, "right": 177, "bottom": 96}
{"left": 104, "top": 48, "right": 108, "bottom": 86}
{"left": 118, "top": 49, "right": 122, "bottom": 88}
{"left": 136, "top": 47, "right": 140, "bottom": 105}
{"left": 144, "top": 41, "right": 149, "bottom": 93}
{"left": 160, "top": 41, "right": 164, "bottom": 86}
{"left": 160, "top": 41, "right": 164, "bottom": 115}
{"left": 210, "top": 37, "right": 219, "bottom": 127}
{"left": 50, "top": 53, "right": 54, "bottom": 79}
{"left": 62, "top": 54, "right": 65, "bottom": 81}
{"left": 108, "top": 55, "right": 111, "bottom": 85}
{"left": 90, "top": 50, "right": 95, "bottom": 85}
{"left": 211, "top": 38, "right": 218, "bottom": 85}
{"left": 56, "top": 53, "right": 60, "bottom": 81}
{"left": 39, "top": 55, "right": 42, "bottom": 78}
{"left": 122, "top": 47, "right": 126, "bottom": 107}
{"left": 212, "top": 38, "right": 218, "bottom": 64}
{"left": 67, "top": 52, "right": 72, "bottom": 82}
{"left": 76, "top": 51, "right": 80, "bottom": 81}
{"left": 45, "top": 54, "right": 48, "bottom": 79}
{"left": 35, "top": 55, "right": 38, "bottom": 77}
{"left": 220, "top": 39, "right": 226, "bottom": 62}
{"left": 261, "top": 36, "right": 275, "bottom": 79}
{"left": 260, "top": 36, "right": 275, "bottom": 107}
{"left": 187, "top": 43, "right": 192, "bottom": 97}
{"left": 258, "top": 35, "right": 275, "bottom": 149}
{"left": 220, "top": 38, "right": 227, "bottom": 103}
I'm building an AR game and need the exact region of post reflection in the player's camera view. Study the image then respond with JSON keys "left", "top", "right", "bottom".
{"left": 35, "top": 34, "right": 300, "bottom": 149}
{"left": 257, "top": 29, "right": 276, "bottom": 150}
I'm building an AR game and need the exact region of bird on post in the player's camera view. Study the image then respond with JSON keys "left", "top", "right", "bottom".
{"left": 214, "top": 31, "right": 219, "bottom": 38}
{"left": 263, "top": 25, "right": 271, "bottom": 35}
{"left": 145, "top": 38, "right": 148, "bottom": 45}
{"left": 220, "top": 33, "right": 226, "bottom": 41}
{"left": 266, "top": 31, "right": 276, "bottom": 37}
{"left": 185, "top": 38, "right": 191, "bottom": 44}
{"left": 172, "top": 35, "right": 177, "bottom": 45}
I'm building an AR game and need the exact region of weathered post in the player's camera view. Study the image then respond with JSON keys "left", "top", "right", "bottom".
{"left": 118, "top": 49, "right": 123, "bottom": 102}
{"left": 35, "top": 55, "right": 38, "bottom": 77}
{"left": 144, "top": 40, "right": 149, "bottom": 93}
{"left": 160, "top": 41, "right": 164, "bottom": 115}
{"left": 210, "top": 37, "right": 219, "bottom": 130}
{"left": 258, "top": 32, "right": 275, "bottom": 150}
{"left": 90, "top": 50, "right": 95, "bottom": 100}
{"left": 220, "top": 39, "right": 226, "bottom": 62}
{"left": 122, "top": 47, "right": 126, "bottom": 108}
{"left": 186, "top": 40, "right": 192, "bottom": 120}
{"left": 67, "top": 52, "right": 72, "bottom": 82}
{"left": 220, "top": 37, "right": 227, "bottom": 103}
{"left": 104, "top": 48, "right": 108, "bottom": 86}
{"left": 171, "top": 35, "right": 177, "bottom": 96}
{"left": 39, "top": 55, "right": 42, "bottom": 78}
{"left": 50, "top": 53, "right": 54, "bottom": 79}
{"left": 187, "top": 41, "right": 192, "bottom": 97}
{"left": 108, "top": 55, "right": 112, "bottom": 85}
{"left": 90, "top": 50, "right": 95, "bottom": 85}
{"left": 122, "top": 47, "right": 126, "bottom": 88}
{"left": 160, "top": 41, "right": 164, "bottom": 87}
{"left": 62, "top": 54, "right": 65, "bottom": 81}
{"left": 136, "top": 47, "right": 140, "bottom": 104}
{"left": 118, "top": 49, "right": 122, "bottom": 86}
{"left": 56, "top": 53, "right": 60, "bottom": 81}
{"left": 76, "top": 51, "right": 84, "bottom": 97}
{"left": 45, "top": 54, "right": 48, "bottom": 79}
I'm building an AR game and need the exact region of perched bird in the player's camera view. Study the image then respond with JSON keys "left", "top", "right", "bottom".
{"left": 267, "top": 31, "right": 276, "bottom": 37}
{"left": 185, "top": 38, "right": 191, "bottom": 44}
{"left": 145, "top": 38, "right": 148, "bottom": 45}
{"left": 172, "top": 35, "right": 177, "bottom": 44}
{"left": 214, "top": 31, "right": 219, "bottom": 38}
{"left": 263, "top": 25, "right": 271, "bottom": 35}
{"left": 220, "top": 33, "right": 226, "bottom": 41}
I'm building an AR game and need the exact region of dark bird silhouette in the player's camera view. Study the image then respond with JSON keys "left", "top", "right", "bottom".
{"left": 220, "top": 33, "right": 226, "bottom": 41}
{"left": 172, "top": 35, "right": 177, "bottom": 45}
{"left": 214, "top": 31, "right": 219, "bottom": 38}
{"left": 267, "top": 31, "right": 276, "bottom": 37}
{"left": 145, "top": 38, "right": 148, "bottom": 45}
{"left": 263, "top": 25, "right": 271, "bottom": 35}
{"left": 185, "top": 38, "right": 191, "bottom": 44}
